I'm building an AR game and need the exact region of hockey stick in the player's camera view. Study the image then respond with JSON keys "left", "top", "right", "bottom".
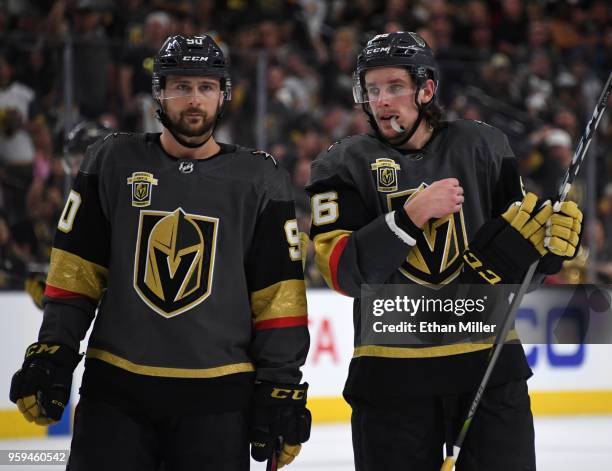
{"left": 440, "top": 71, "right": 612, "bottom": 471}
{"left": 266, "top": 437, "right": 282, "bottom": 471}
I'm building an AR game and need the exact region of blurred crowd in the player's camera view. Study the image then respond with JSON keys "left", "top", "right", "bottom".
{"left": 0, "top": 0, "right": 611, "bottom": 290}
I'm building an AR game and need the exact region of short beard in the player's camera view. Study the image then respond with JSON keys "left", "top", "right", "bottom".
{"left": 169, "top": 105, "right": 218, "bottom": 140}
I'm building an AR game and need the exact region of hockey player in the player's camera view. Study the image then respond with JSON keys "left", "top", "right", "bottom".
{"left": 24, "top": 120, "right": 111, "bottom": 310}
{"left": 11, "top": 35, "right": 310, "bottom": 471}
{"left": 306, "top": 32, "right": 583, "bottom": 470}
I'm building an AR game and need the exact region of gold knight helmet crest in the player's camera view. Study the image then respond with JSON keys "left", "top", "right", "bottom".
{"left": 371, "top": 158, "right": 401, "bottom": 192}
{"left": 127, "top": 172, "right": 158, "bottom": 207}
{"left": 134, "top": 208, "right": 219, "bottom": 317}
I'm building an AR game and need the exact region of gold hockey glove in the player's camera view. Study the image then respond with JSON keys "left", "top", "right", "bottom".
{"left": 546, "top": 201, "right": 582, "bottom": 258}
{"left": 501, "top": 192, "right": 553, "bottom": 255}
{"left": 10, "top": 342, "right": 81, "bottom": 425}
{"left": 24, "top": 274, "right": 46, "bottom": 310}
{"left": 250, "top": 382, "right": 311, "bottom": 468}
{"left": 537, "top": 200, "right": 583, "bottom": 275}
{"left": 462, "top": 193, "right": 550, "bottom": 284}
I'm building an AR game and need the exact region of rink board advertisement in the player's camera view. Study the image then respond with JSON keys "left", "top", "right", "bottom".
{"left": 1, "top": 288, "right": 612, "bottom": 438}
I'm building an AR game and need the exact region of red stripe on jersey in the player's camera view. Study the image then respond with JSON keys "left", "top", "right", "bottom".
{"left": 254, "top": 315, "right": 308, "bottom": 331}
{"left": 329, "top": 235, "right": 349, "bottom": 295}
{"left": 44, "top": 284, "right": 91, "bottom": 301}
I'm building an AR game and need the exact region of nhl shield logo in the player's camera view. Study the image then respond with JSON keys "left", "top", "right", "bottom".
{"left": 127, "top": 172, "right": 158, "bottom": 207}
{"left": 133, "top": 208, "right": 219, "bottom": 318}
{"left": 371, "top": 158, "right": 401, "bottom": 192}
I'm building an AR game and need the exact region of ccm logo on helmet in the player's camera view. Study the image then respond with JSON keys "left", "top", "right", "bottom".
{"left": 183, "top": 56, "right": 209, "bottom": 62}
{"left": 366, "top": 46, "right": 391, "bottom": 54}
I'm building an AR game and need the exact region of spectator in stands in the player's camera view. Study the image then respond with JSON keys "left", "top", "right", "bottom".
{"left": 119, "top": 11, "right": 172, "bottom": 131}
{"left": 0, "top": 210, "right": 27, "bottom": 290}
{"left": 70, "top": 1, "right": 115, "bottom": 118}
{"left": 320, "top": 25, "right": 358, "bottom": 107}
{"left": 0, "top": 0, "right": 610, "bottom": 288}
{"left": 493, "top": 0, "right": 529, "bottom": 59}
{"left": 0, "top": 49, "right": 36, "bottom": 219}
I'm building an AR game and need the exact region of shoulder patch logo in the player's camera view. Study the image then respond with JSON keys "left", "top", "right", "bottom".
{"left": 371, "top": 158, "right": 401, "bottom": 193}
{"left": 127, "top": 172, "right": 158, "bottom": 207}
{"left": 133, "top": 208, "right": 219, "bottom": 318}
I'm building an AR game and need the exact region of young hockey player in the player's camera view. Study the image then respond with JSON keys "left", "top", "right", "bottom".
{"left": 306, "top": 31, "right": 582, "bottom": 470}
{"left": 11, "top": 35, "right": 310, "bottom": 471}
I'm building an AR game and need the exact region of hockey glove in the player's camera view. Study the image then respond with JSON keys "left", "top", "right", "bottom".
{"left": 537, "top": 200, "right": 583, "bottom": 275}
{"left": 24, "top": 274, "right": 46, "bottom": 310}
{"left": 10, "top": 342, "right": 81, "bottom": 425}
{"left": 250, "top": 382, "right": 311, "bottom": 468}
{"left": 462, "top": 193, "right": 552, "bottom": 284}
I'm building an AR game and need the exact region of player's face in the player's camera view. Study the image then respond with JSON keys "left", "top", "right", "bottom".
{"left": 161, "top": 75, "right": 223, "bottom": 138}
{"left": 364, "top": 67, "right": 432, "bottom": 145}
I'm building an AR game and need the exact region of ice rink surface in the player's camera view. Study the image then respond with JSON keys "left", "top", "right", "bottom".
{"left": 1, "top": 416, "right": 611, "bottom": 470}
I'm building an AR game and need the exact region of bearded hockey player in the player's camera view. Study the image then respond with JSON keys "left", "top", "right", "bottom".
{"left": 306, "top": 31, "right": 582, "bottom": 470}
{"left": 11, "top": 34, "right": 310, "bottom": 471}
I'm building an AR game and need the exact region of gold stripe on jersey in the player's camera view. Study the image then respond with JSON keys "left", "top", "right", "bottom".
{"left": 87, "top": 348, "right": 255, "bottom": 378}
{"left": 354, "top": 330, "right": 520, "bottom": 359}
{"left": 312, "top": 229, "right": 352, "bottom": 288}
{"left": 46, "top": 248, "right": 108, "bottom": 300}
{"left": 251, "top": 279, "right": 307, "bottom": 322}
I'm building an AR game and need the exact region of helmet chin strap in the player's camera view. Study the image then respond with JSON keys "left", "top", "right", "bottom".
{"left": 364, "top": 82, "right": 432, "bottom": 148}
{"left": 156, "top": 108, "right": 215, "bottom": 149}
{"left": 385, "top": 86, "right": 430, "bottom": 147}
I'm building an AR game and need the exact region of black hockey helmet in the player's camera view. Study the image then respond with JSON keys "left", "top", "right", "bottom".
{"left": 353, "top": 31, "right": 439, "bottom": 147}
{"left": 153, "top": 34, "right": 231, "bottom": 149}
{"left": 152, "top": 34, "right": 231, "bottom": 101}
{"left": 353, "top": 31, "right": 438, "bottom": 104}
{"left": 65, "top": 120, "right": 109, "bottom": 154}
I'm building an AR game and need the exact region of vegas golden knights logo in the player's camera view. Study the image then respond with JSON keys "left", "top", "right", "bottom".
{"left": 388, "top": 184, "right": 468, "bottom": 284}
{"left": 127, "top": 172, "right": 158, "bottom": 207}
{"left": 133, "top": 208, "right": 218, "bottom": 317}
{"left": 371, "top": 158, "right": 401, "bottom": 192}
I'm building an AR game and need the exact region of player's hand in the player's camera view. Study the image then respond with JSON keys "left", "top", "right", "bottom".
{"left": 462, "top": 193, "right": 550, "bottom": 284}
{"left": 545, "top": 201, "right": 582, "bottom": 257}
{"left": 403, "top": 178, "right": 464, "bottom": 227}
{"left": 501, "top": 192, "right": 553, "bottom": 255}
{"left": 9, "top": 342, "right": 81, "bottom": 425}
{"left": 537, "top": 200, "right": 583, "bottom": 275}
{"left": 24, "top": 274, "right": 46, "bottom": 310}
{"left": 250, "top": 382, "right": 311, "bottom": 468}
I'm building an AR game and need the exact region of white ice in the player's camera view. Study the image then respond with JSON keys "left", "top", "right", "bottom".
{"left": 1, "top": 417, "right": 611, "bottom": 470}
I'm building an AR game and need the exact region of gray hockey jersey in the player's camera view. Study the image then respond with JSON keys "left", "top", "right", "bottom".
{"left": 40, "top": 133, "right": 309, "bottom": 411}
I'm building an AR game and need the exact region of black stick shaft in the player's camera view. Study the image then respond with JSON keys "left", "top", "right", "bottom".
{"left": 441, "top": 71, "right": 612, "bottom": 471}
